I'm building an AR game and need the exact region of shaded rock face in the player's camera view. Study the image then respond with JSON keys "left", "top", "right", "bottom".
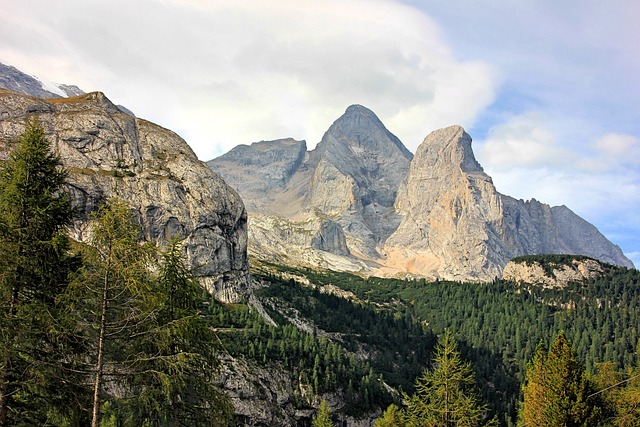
{"left": 0, "top": 89, "right": 249, "bottom": 302}
{"left": 207, "top": 138, "right": 306, "bottom": 211}
{"left": 311, "top": 220, "right": 350, "bottom": 256}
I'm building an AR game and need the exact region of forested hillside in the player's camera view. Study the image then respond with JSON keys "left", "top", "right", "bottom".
{"left": 244, "top": 258, "right": 640, "bottom": 425}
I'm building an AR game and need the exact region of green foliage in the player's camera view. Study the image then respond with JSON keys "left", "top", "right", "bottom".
{"left": 208, "top": 297, "right": 390, "bottom": 415}
{"left": 0, "top": 118, "right": 82, "bottom": 425}
{"left": 519, "top": 332, "right": 604, "bottom": 426}
{"left": 261, "top": 261, "right": 640, "bottom": 425}
{"left": 312, "top": 399, "right": 334, "bottom": 427}
{"left": 374, "top": 404, "right": 405, "bottom": 427}
{"left": 404, "top": 331, "right": 485, "bottom": 427}
{"left": 113, "top": 239, "right": 233, "bottom": 426}
{"left": 63, "top": 202, "right": 233, "bottom": 426}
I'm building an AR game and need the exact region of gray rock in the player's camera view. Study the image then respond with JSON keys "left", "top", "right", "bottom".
{"left": 208, "top": 138, "right": 306, "bottom": 211}
{"left": 385, "top": 125, "right": 633, "bottom": 280}
{"left": 311, "top": 220, "right": 350, "bottom": 256}
{"left": 0, "top": 89, "right": 250, "bottom": 302}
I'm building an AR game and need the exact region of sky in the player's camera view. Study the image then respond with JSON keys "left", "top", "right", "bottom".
{"left": 1, "top": 0, "right": 638, "bottom": 266}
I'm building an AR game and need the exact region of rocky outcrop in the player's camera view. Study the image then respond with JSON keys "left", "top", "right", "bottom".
{"left": 502, "top": 257, "right": 605, "bottom": 288}
{"left": 384, "top": 126, "right": 633, "bottom": 280}
{"left": 311, "top": 220, "right": 351, "bottom": 256}
{"left": 0, "top": 89, "right": 249, "bottom": 302}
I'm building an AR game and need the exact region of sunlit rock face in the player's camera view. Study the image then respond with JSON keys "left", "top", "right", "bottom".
{"left": 384, "top": 125, "right": 633, "bottom": 280}
{"left": 0, "top": 89, "right": 250, "bottom": 302}
{"left": 209, "top": 106, "right": 633, "bottom": 280}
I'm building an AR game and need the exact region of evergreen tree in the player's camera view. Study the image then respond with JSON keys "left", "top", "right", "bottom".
{"left": 312, "top": 399, "right": 334, "bottom": 427}
{"left": 118, "top": 239, "right": 233, "bottom": 426}
{"left": 67, "top": 199, "right": 156, "bottom": 427}
{"left": 0, "top": 118, "right": 80, "bottom": 425}
{"left": 519, "top": 332, "right": 603, "bottom": 426}
{"left": 375, "top": 404, "right": 405, "bottom": 427}
{"left": 404, "top": 331, "right": 485, "bottom": 427}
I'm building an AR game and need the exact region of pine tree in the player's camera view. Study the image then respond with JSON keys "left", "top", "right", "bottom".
{"left": 312, "top": 399, "right": 334, "bottom": 427}
{"left": 404, "top": 331, "right": 486, "bottom": 427}
{"left": 0, "top": 118, "right": 80, "bottom": 425}
{"left": 519, "top": 332, "right": 603, "bottom": 426}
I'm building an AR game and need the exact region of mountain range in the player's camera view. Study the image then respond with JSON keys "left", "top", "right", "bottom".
{"left": 0, "top": 62, "right": 638, "bottom": 426}
{"left": 209, "top": 105, "right": 633, "bottom": 281}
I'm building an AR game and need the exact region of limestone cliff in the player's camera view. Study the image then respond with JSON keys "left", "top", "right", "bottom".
{"left": 0, "top": 89, "right": 249, "bottom": 302}
{"left": 210, "top": 107, "right": 633, "bottom": 280}
{"left": 384, "top": 126, "right": 506, "bottom": 280}
{"left": 502, "top": 257, "right": 605, "bottom": 288}
{"left": 384, "top": 126, "right": 632, "bottom": 280}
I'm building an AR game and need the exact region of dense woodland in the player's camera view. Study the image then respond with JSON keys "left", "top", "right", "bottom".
{"left": 1, "top": 120, "right": 639, "bottom": 426}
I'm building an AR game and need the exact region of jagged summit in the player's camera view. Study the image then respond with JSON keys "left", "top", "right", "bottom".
{"left": 416, "top": 125, "right": 483, "bottom": 173}
{"left": 316, "top": 104, "right": 413, "bottom": 161}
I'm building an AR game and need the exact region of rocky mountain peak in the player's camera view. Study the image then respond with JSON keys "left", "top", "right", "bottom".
{"left": 316, "top": 104, "right": 413, "bottom": 161}
{"left": 416, "top": 125, "right": 483, "bottom": 174}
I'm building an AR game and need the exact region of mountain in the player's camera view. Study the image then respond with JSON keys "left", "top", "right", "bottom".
{"left": 209, "top": 108, "right": 633, "bottom": 280}
{"left": 0, "top": 89, "right": 249, "bottom": 302}
{"left": 383, "top": 125, "right": 633, "bottom": 280}
{"left": 0, "top": 62, "right": 85, "bottom": 98}
{"left": 0, "top": 61, "right": 135, "bottom": 116}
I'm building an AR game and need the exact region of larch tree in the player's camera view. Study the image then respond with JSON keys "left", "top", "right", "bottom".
{"left": 0, "top": 118, "right": 81, "bottom": 425}
{"left": 374, "top": 403, "right": 405, "bottom": 427}
{"left": 117, "top": 239, "right": 233, "bottom": 427}
{"left": 67, "top": 199, "right": 156, "bottom": 427}
{"left": 312, "top": 399, "right": 334, "bottom": 427}
{"left": 519, "top": 332, "right": 604, "bottom": 426}
{"left": 404, "top": 331, "right": 487, "bottom": 427}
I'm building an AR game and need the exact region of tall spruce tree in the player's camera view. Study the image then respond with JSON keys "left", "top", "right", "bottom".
{"left": 519, "top": 332, "right": 604, "bottom": 426}
{"left": 0, "top": 118, "right": 80, "bottom": 425}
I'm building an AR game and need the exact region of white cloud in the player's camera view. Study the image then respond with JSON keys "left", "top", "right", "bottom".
{"left": 0, "top": 0, "right": 497, "bottom": 160}
{"left": 478, "top": 112, "right": 573, "bottom": 171}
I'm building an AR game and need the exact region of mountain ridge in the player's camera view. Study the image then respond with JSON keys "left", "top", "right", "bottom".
{"left": 209, "top": 107, "right": 634, "bottom": 279}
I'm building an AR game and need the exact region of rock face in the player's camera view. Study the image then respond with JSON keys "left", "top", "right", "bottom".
{"left": 209, "top": 105, "right": 413, "bottom": 267}
{"left": 385, "top": 126, "right": 506, "bottom": 280}
{"left": 502, "top": 257, "right": 605, "bottom": 288}
{"left": 210, "top": 109, "right": 633, "bottom": 280}
{"left": 384, "top": 126, "right": 633, "bottom": 280}
{"left": 0, "top": 89, "right": 249, "bottom": 302}
{"left": 207, "top": 138, "right": 307, "bottom": 212}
